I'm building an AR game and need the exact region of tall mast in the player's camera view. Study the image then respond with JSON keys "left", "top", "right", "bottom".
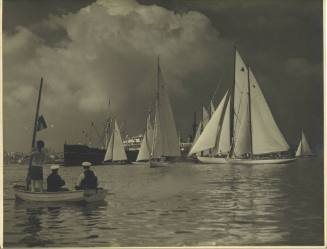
{"left": 229, "top": 46, "right": 237, "bottom": 157}
{"left": 301, "top": 129, "right": 303, "bottom": 155}
{"left": 213, "top": 90, "right": 230, "bottom": 155}
{"left": 192, "top": 111, "right": 197, "bottom": 142}
{"left": 247, "top": 66, "right": 253, "bottom": 156}
{"left": 151, "top": 56, "right": 160, "bottom": 159}
{"left": 27, "top": 77, "right": 43, "bottom": 185}
{"left": 111, "top": 120, "right": 115, "bottom": 161}
{"left": 157, "top": 55, "right": 160, "bottom": 106}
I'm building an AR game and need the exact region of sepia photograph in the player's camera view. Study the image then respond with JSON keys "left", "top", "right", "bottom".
{"left": 2, "top": 0, "right": 325, "bottom": 247}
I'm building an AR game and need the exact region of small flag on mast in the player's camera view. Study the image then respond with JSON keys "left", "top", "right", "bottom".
{"left": 37, "top": 115, "right": 47, "bottom": 131}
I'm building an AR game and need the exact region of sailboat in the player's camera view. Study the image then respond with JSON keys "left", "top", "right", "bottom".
{"left": 14, "top": 78, "right": 107, "bottom": 203}
{"left": 103, "top": 119, "right": 128, "bottom": 164}
{"left": 189, "top": 48, "right": 296, "bottom": 165}
{"left": 136, "top": 113, "right": 154, "bottom": 162}
{"left": 149, "top": 57, "right": 181, "bottom": 167}
{"left": 295, "top": 131, "right": 315, "bottom": 157}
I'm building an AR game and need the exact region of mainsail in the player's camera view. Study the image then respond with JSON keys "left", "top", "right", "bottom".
{"left": 104, "top": 120, "right": 127, "bottom": 162}
{"left": 296, "top": 131, "right": 313, "bottom": 157}
{"left": 249, "top": 68, "right": 289, "bottom": 154}
{"left": 232, "top": 50, "right": 251, "bottom": 157}
{"left": 151, "top": 59, "right": 180, "bottom": 159}
{"left": 136, "top": 114, "right": 154, "bottom": 161}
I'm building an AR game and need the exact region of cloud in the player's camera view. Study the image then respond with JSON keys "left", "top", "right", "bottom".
{"left": 4, "top": 0, "right": 230, "bottom": 152}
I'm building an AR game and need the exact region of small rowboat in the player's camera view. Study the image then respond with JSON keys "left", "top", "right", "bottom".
{"left": 14, "top": 184, "right": 107, "bottom": 203}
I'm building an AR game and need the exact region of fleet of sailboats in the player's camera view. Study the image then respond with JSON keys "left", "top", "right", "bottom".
{"left": 24, "top": 48, "right": 317, "bottom": 171}
{"left": 295, "top": 131, "right": 315, "bottom": 157}
{"left": 188, "top": 48, "right": 296, "bottom": 165}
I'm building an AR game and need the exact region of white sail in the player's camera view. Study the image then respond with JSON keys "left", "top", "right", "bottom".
{"left": 202, "top": 106, "right": 210, "bottom": 128}
{"left": 104, "top": 128, "right": 114, "bottom": 161}
{"left": 137, "top": 132, "right": 149, "bottom": 161}
{"left": 136, "top": 115, "right": 153, "bottom": 161}
{"left": 189, "top": 92, "right": 228, "bottom": 155}
{"left": 296, "top": 131, "right": 313, "bottom": 156}
{"left": 104, "top": 120, "right": 127, "bottom": 162}
{"left": 215, "top": 95, "right": 231, "bottom": 155}
{"left": 232, "top": 49, "right": 251, "bottom": 156}
{"left": 152, "top": 63, "right": 180, "bottom": 158}
{"left": 210, "top": 100, "right": 215, "bottom": 117}
{"left": 295, "top": 141, "right": 302, "bottom": 157}
{"left": 249, "top": 68, "right": 290, "bottom": 154}
{"left": 301, "top": 131, "right": 313, "bottom": 155}
{"left": 112, "top": 120, "right": 127, "bottom": 161}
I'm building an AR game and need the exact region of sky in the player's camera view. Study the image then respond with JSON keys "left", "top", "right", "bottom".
{"left": 3, "top": 0, "right": 323, "bottom": 153}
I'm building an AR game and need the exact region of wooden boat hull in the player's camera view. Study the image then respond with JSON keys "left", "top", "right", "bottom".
{"left": 13, "top": 185, "right": 107, "bottom": 203}
{"left": 197, "top": 157, "right": 296, "bottom": 165}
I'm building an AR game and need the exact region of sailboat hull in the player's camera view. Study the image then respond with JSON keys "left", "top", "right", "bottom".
{"left": 197, "top": 156, "right": 296, "bottom": 165}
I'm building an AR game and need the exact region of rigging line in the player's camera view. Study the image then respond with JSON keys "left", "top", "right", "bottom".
{"left": 211, "top": 65, "right": 231, "bottom": 103}
{"left": 91, "top": 122, "right": 103, "bottom": 146}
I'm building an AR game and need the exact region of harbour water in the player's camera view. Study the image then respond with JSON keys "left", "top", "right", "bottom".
{"left": 4, "top": 157, "right": 324, "bottom": 247}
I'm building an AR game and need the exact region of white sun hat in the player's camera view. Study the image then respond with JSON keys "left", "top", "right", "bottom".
{"left": 50, "top": 165, "right": 60, "bottom": 170}
{"left": 81, "top": 161, "right": 92, "bottom": 167}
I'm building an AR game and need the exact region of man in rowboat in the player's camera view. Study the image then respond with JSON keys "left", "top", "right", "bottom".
{"left": 75, "top": 162, "right": 98, "bottom": 190}
{"left": 29, "top": 140, "right": 46, "bottom": 192}
{"left": 47, "top": 165, "right": 67, "bottom": 192}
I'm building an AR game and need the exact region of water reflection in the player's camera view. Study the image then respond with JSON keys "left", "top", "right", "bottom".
{"left": 4, "top": 159, "right": 324, "bottom": 247}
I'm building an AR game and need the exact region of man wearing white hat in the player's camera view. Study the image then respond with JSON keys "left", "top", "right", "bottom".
{"left": 75, "top": 161, "right": 98, "bottom": 190}
{"left": 47, "top": 165, "right": 66, "bottom": 192}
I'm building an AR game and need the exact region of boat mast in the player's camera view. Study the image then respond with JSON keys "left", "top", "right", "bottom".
{"left": 111, "top": 120, "right": 115, "bottom": 161}
{"left": 151, "top": 56, "right": 160, "bottom": 159}
{"left": 247, "top": 66, "right": 253, "bottom": 157}
{"left": 192, "top": 111, "right": 197, "bottom": 142}
{"left": 301, "top": 130, "right": 303, "bottom": 155}
{"left": 229, "top": 46, "right": 236, "bottom": 157}
{"left": 27, "top": 77, "right": 43, "bottom": 186}
{"left": 214, "top": 90, "right": 230, "bottom": 155}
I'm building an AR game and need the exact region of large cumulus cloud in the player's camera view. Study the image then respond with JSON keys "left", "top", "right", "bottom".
{"left": 4, "top": 0, "right": 230, "bottom": 152}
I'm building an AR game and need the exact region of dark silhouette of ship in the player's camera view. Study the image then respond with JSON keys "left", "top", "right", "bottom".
{"left": 64, "top": 134, "right": 142, "bottom": 166}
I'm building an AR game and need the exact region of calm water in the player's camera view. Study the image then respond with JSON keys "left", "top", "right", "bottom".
{"left": 4, "top": 157, "right": 324, "bottom": 247}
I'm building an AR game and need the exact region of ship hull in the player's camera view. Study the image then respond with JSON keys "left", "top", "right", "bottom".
{"left": 64, "top": 144, "right": 106, "bottom": 166}
{"left": 64, "top": 144, "right": 138, "bottom": 166}
{"left": 197, "top": 156, "right": 296, "bottom": 165}
{"left": 125, "top": 150, "right": 139, "bottom": 162}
